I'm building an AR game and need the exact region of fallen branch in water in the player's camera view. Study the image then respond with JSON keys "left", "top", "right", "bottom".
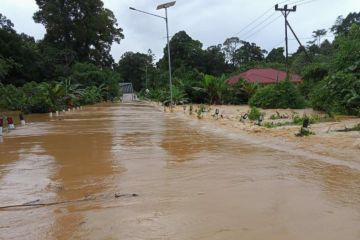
{"left": 0, "top": 193, "right": 138, "bottom": 210}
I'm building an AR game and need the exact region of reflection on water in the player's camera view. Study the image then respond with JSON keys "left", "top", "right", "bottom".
{"left": 0, "top": 102, "right": 360, "bottom": 240}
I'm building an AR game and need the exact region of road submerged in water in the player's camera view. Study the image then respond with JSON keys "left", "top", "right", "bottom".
{"left": 0, "top": 103, "right": 360, "bottom": 240}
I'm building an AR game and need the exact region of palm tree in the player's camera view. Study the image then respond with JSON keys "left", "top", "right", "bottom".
{"left": 201, "top": 75, "right": 227, "bottom": 104}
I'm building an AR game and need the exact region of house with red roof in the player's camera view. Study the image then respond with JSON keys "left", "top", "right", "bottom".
{"left": 227, "top": 68, "right": 302, "bottom": 85}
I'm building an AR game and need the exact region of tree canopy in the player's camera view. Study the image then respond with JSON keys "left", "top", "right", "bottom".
{"left": 34, "top": 0, "right": 124, "bottom": 66}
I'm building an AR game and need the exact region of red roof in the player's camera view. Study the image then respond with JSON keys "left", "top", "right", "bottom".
{"left": 227, "top": 68, "right": 302, "bottom": 85}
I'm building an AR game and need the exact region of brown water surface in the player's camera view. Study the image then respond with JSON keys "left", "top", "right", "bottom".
{"left": 0, "top": 103, "right": 360, "bottom": 240}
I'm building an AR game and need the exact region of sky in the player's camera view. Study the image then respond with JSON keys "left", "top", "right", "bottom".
{"left": 1, "top": 0, "right": 359, "bottom": 62}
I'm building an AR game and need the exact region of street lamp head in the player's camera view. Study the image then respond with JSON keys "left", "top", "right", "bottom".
{"left": 129, "top": 7, "right": 136, "bottom": 11}
{"left": 156, "top": 1, "right": 176, "bottom": 10}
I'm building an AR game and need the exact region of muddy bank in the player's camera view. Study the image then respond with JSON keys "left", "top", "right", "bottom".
{"left": 152, "top": 102, "right": 360, "bottom": 169}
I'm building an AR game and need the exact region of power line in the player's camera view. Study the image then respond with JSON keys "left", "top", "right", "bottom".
{"left": 270, "top": 40, "right": 285, "bottom": 49}
{"left": 288, "top": 0, "right": 309, "bottom": 5}
{"left": 240, "top": 12, "right": 277, "bottom": 38}
{"left": 243, "top": 15, "right": 282, "bottom": 41}
{"left": 233, "top": 0, "right": 312, "bottom": 40}
{"left": 297, "top": 0, "right": 319, "bottom": 6}
{"left": 232, "top": 0, "right": 296, "bottom": 36}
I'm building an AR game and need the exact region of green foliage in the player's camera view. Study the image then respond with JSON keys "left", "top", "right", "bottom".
{"left": 296, "top": 127, "right": 315, "bottom": 137}
{"left": 145, "top": 85, "right": 188, "bottom": 105}
{"left": 33, "top": 0, "right": 124, "bottom": 66}
{"left": 310, "top": 72, "right": 360, "bottom": 115}
{"left": 266, "top": 47, "right": 285, "bottom": 63}
{"left": 79, "top": 86, "right": 103, "bottom": 105}
{"left": 196, "top": 105, "right": 206, "bottom": 119}
{"left": 189, "top": 105, "right": 193, "bottom": 115}
{"left": 201, "top": 75, "right": 227, "bottom": 104}
{"left": 0, "top": 84, "right": 26, "bottom": 111}
{"left": 69, "top": 62, "right": 120, "bottom": 100}
{"left": 116, "top": 51, "right": 153, "bottom": 91}
{"left": 225, "top": 80, "right": 259, "bottom": 104}
{"left": 333, "top": 24, "right": 360, "bottom": 72}
{"left": 0, "top": 16, "right": 44, "bottom": 85}
{"left": 234, "top": 41, "right": 267, "bottom": 67}
{"left": 248, "top": 107, "right": 261, "bottom": 121}
{"left": 159, "top": 31, "right": 204, "bottom": 71}
{"left": 299, "top": 63, "right": 329, "bottom": 98}
{"left": 0, "top": 76, "right": 115, "bottom": 113}
{"left": 171, "top": 86, "right": 188, "bottom": 104}
{"left": 331, "top": 12, "right": 360, "bottom": 36}
{"left": 249, "top": 79, "right": 306, "bottom": 109}
{"left": 292, "top": 114, "right": 319, "bottom": 125}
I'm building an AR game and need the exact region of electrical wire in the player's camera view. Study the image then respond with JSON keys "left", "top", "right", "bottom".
{"left": 297, "top": 0, "right": 319, "bottom": 7}
{"left": 240, "top": 12, "right": 278, "bottom": 38}
{"left": 232, "top": 0, "right": 311, "bottom": 40}
{"left": 243, "top": 15, "right": 283, "bottom": 40}
{"left": 232, "top": 0, "right": 295, "bottom": 36}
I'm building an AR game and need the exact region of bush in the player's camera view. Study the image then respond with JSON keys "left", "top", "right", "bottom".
{"left": 225, "top": 80, "right": 259, "bottom": 104}
{"left": 0, "top": 84, "right": 27, "bottom": 111}
{"left": 249, "top": 79, "right": 306, "bottom": 109}
{"left": 299, "top": 64, "right": 329, "bottom": 99}
{"left": 79, "top": 86, "right": 102, "bottom": 105}
{"left": 310, "top": 72, "right": 360, "bottom": 115}
{"left": 248, "top": 107, "right": 261, "bottom": 121}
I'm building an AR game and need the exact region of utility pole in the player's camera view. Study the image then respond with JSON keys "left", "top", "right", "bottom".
{"left": 275, "top": 4, "right": 296, "bottom": 74}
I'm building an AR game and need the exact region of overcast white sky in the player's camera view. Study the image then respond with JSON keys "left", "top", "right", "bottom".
{"left": 2, "top": 0, "right": 359, "bottom": 62}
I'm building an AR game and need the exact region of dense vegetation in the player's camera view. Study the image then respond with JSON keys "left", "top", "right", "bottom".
{"left": 0, "top": 1, "right": 359, "bottom": 116}
{"left": 0, "top": 0, "right": 123, "bottom": 112}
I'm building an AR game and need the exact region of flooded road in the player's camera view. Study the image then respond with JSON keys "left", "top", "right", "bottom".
{"left": 1, "top": 103, "right": 360, "bottom": 240}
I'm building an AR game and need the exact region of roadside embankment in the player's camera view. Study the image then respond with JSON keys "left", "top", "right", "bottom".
{"left": 150, "top": 102, "right": 360, "bottom": 168}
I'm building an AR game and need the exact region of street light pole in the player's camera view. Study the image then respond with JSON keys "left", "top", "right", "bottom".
{"left": 164, "top": 7, "right": 173, "bottom": 105}
{"left": 129, "top": 1, "right": 176, "bottom": 105}
{"left": 145, "top": 64, "right": 148, "bottom": 90}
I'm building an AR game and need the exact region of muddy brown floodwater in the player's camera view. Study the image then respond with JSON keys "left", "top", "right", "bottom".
{"left": 1, "top": 103, "right": 360, "bottom": 240}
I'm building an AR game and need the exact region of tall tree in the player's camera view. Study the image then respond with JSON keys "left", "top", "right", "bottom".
{"left": 223, "top": 37, "right": 240, "bottom": 66}
{"left": 331, "top": 12, "right": 360, "bottom": 36}
{"left": 202, "top": 45, "right": 229, "bottom": 76}
{"left": 0, "top": 13, "right": 44, "bottom": 85}
{"left": 158, "top": 31, "right": 203, "bottom": 71}
{"left": 0, "top": 13, "right": 14, "bottom": 32}
{"left": 309, "top": 29, "right": 327, "bottom": 46}
{"left": 117, "top": 52, "right": 153, "bottom": 91}
{"left": 33, "top": 0, "right": 124, "bottom": 66}
{"left": 266, "top": 47, "right": 285, "bottom": 63}
{"left": 234, "top": 41, "right": 267, "bottom": 67}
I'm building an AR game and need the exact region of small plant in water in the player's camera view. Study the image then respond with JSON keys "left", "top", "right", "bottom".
{"left": 296, "top": 116, "right": 315, "bottom": 137}
{"left": 248, "top": 107, "right": 262, "bottom": 121}
{"left": 196, "top": 105, "right": 206, "bottom": 119}
{"left": 189, "top": 105, "right": 193, "bottom": 115}
{"left": 296, "top": 127, "right": 315, "bottom": 137}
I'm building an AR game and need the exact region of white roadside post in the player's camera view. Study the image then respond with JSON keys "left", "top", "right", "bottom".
{"left": 7, "top": 117, "right": 15, "bottom": 130}
{"left": 0, "top": 117, "right": 3, "bottom": 136}
{"left": 19, "top": 113, "right": 26, "bottom": 126}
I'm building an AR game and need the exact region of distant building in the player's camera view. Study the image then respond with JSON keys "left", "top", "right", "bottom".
{"left": 119, "top": 82, "right": 136, "bottom": 102}
{"left": 227, "top": 68, "right": 302, "bottom": 85}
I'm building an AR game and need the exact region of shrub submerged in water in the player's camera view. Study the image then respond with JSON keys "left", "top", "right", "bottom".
{"left": 249, "top": 79, "right": 306, "bottom": 109}
{"left": 248, "top": 107, "right": 262, "bottom": 121}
